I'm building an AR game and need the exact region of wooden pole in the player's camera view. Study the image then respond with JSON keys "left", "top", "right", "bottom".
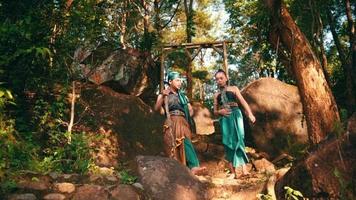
{"left": 160, "top": 50, "right": 165, "bottom": 92}
{"left": 163, "top": 40, "right": 233, "bottom": 49}
{"left": 222, "top": 41, "right": 229, "bottom": 78}
{"left": 161, "top": 40, "right": 233, "bottom": 92}
{"left": 211, "top": 45, "right": 223, "bottom": 55}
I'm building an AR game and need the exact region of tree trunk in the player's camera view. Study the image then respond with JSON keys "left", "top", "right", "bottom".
{"left": 326, "top": 8, "right": 355, "bottom": 112}
{"left": 315, "top": 9, "right": 331, "bottom": 87}
{"left": 184, "top": 0, "right": 194, "bottom": 99}
{"left": 142, "top": 0, "right": 149, "bottom": 34}
{"left": 65, "top": 0, "right": 74, "bottom": 12}
{"left": 265, "top": 0, "right": 340, "bottom": 144}
{"left": 344, "top": 0, "right": 356, "bottom": 112}
{"left": 141, "top": 0, "right": 153, "bottom": 51}
{"left": 67, "top": 81, "right": 76, "bottom": 144}
{"left": 186, "top": 59, "right": 193, "bottom": 99}
{"left": 120, "top": 1, "right": 128, "bottom": 49}
{"left": 185, "top": 48, "right": 193, "bottom": 99}
{"left": 154, "top": 0, "right": 162, "bottom": 39}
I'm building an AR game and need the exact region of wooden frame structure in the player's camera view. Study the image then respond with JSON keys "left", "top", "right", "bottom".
{"left": 160, "top": 40, "right": 233, "bottom": 92}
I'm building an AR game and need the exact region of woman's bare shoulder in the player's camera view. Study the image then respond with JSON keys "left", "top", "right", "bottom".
{"left": 226, "top": 85, "right": 238, "bottom": 92}
{"left": 213, "top": 92, "right": 220, "bottom": 98}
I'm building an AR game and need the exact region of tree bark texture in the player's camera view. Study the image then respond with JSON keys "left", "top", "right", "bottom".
{"left": 264, "top": 0, "right": 340, "bottom": 144}
{"left": 184, "top": 0, "right": 194, "bottom": 99}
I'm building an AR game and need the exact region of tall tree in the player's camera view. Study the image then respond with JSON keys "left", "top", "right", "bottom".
{"left": 326, "top": 5, "right": 355, "bottom": 112}
{"left": 344, "top": 0, "right": 356, "bottom": 112}
{"left": 184, "top": 0, "right": 195, "bottom": 99}
{"left": 264, "top": 0, "right": 340, "bottom": 144}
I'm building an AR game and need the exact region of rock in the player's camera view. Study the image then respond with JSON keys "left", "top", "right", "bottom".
{"left": 72, "top": 185, "right": 109, "bottom": 200}
{"left": 241, "top": 78, "right": 308, "bottom": 158}
{"left": 265, "top": 167, "right": 290, "bottom": 199}
{"left": 192, "top": 102, "right": 215, "bottom": 135}
{"left": 246, "top": 147, "right": 271, "bottom": 160}
{"left": 253, "top": 158, "right": 276, "bottom": 174}
{"left": 110, "top": 185, "right": 141, "bottom": 200}
{"left": 97, "top": 167, "right": 115, "bottom": 176}
{"left": 49, "top": 172, "right": 60, "bottom": 180}
{"left": 132, "top": 183, "right": 144, "bottom": 191}
{"left": 43, "top": 193, "right": 66, "bottom": 200}
{"left": 275, "top": 116, "right": 356, "bottom": 199}
{"left": 59, "top": 174, "right": 80, "bottom": 182}
{"left": 136, "top": 156, "right": 207, "bottom": 200}
{"left": 106, "top": 175, "right": 118, "bottom": 182}
{"left": 54, "top": 182, "right": 75, "bottom": 193}
{"left": 75, "top": 44, "right": 159, "bottom": 97}
{"left": 77, "top": 83, "right": 164, "bottom": 167}
{"left": 7, "top": 193, "right": 37, "bottom": 200}
{"left": 89, "top": 174, "right": 103, "bottom": 183}
{"left": 17, "top": 175, "right": 51, "bottom": 191}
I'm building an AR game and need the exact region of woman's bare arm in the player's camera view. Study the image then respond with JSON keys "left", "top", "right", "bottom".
{"left": 154, "top": 94, "right": 164, "bottom": 112}
{"left": 213, "top": 93, "right": 220, "bottom": 116}
{"left": 154, "top": 89, "right": 170, "bottom": 112}
{"left": 233, "top": 86, "right": 256, "bottom": 123}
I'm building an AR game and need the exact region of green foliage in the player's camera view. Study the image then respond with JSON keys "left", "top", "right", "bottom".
{"left": 331, "top": 108, "right": 348, "bottom": 138}
{"left": 187, "top": 10, "right": 197, "bottom": 39}
{"left": 0, "top": 88, "right": 36, "bottom": 179}
{"left": 334, "top": 168, "right": 356, "bottom": 199}
{"left": 29, "top": 132, "right": 94, "bottom": 174}
{"left": 0, "top": 1, "right": 353, "bottom": 198}
{"left": 0, "top": 179, "right": 17, "bottom": 195}
{"left": 192, "top": 70, "right": 209, "bottom": 80}
{"left": 0, "top": 0, "right": 156, "bottom": 184}
{"left": 166, "top": 49, "right": 190, "bottom": 70}
{"left": 118, "top": 170, "right": 137, "bottom": 185}
{"left": 223, "top": 0, "right": 294, "bottom": 86}
{"left": 284, "top": 186, "right": 304, "bottom": 200}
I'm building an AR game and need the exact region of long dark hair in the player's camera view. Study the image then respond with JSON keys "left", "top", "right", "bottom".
{"left": 215, "top": 69, "right": 229, "bottom": 86}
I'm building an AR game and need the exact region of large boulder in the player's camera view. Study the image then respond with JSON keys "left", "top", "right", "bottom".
{"left": 275, "top": 114, "right": 356, "bottom": 199}
{"left": 192, "top": 102, "right": 215, "bottom": 135}
{"left": 72, "top": 185, "right": 109, "bottom": 200}
{"left": 76, "top": 83, "right": 165, "bottom": 167}
{"left": 136, "top": 156, "right": 207, "bottom": 200}
{"left": 241, "top": 78, "right": 308, "bottom": 158}
{"left": 74, "top": 43, "right": 159, "bottom": 98}
{"left": 110, "top": 185, "right": 142, "bottom": 200}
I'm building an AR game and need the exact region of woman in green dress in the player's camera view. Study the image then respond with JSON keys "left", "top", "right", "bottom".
{"left": 154, "top": 71, "right": 206, "bottom": 175}
{"left": 213, "top": 69, "right": 256, "bottom": 178}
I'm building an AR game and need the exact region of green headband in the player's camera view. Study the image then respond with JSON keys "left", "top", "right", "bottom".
{"left": 167, "top": 71, "right": 181, "bottom": 81}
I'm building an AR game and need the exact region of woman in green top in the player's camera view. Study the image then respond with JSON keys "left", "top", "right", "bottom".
{"left": 213, "top": 69, "right": 256, "bottom": 179}
{"left": 154, "top": 71, "right": 206, "bottom": 175}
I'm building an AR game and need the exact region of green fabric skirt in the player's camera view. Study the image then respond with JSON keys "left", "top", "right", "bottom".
{"left": 219, "top": 107, "right": 249, "bottom": 167}
{"left": 184, "top": 138, "right": 200, "bottom": 169}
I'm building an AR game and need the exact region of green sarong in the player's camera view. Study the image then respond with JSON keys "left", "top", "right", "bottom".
{"left": 219, "top": 107, "right": 249, "bottom": 167}
{"left": 184, "top": 138, "right": 200, "bottom": 169}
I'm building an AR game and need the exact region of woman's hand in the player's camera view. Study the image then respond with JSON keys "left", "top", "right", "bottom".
{"left": 161, "top": 89, "right": 170, "bottom": 96}
{"left": 248, "top": 113, "right": 256, "bottom": 123}
{"left": 219, "top": 108, "right": 231, "bottom": 116}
